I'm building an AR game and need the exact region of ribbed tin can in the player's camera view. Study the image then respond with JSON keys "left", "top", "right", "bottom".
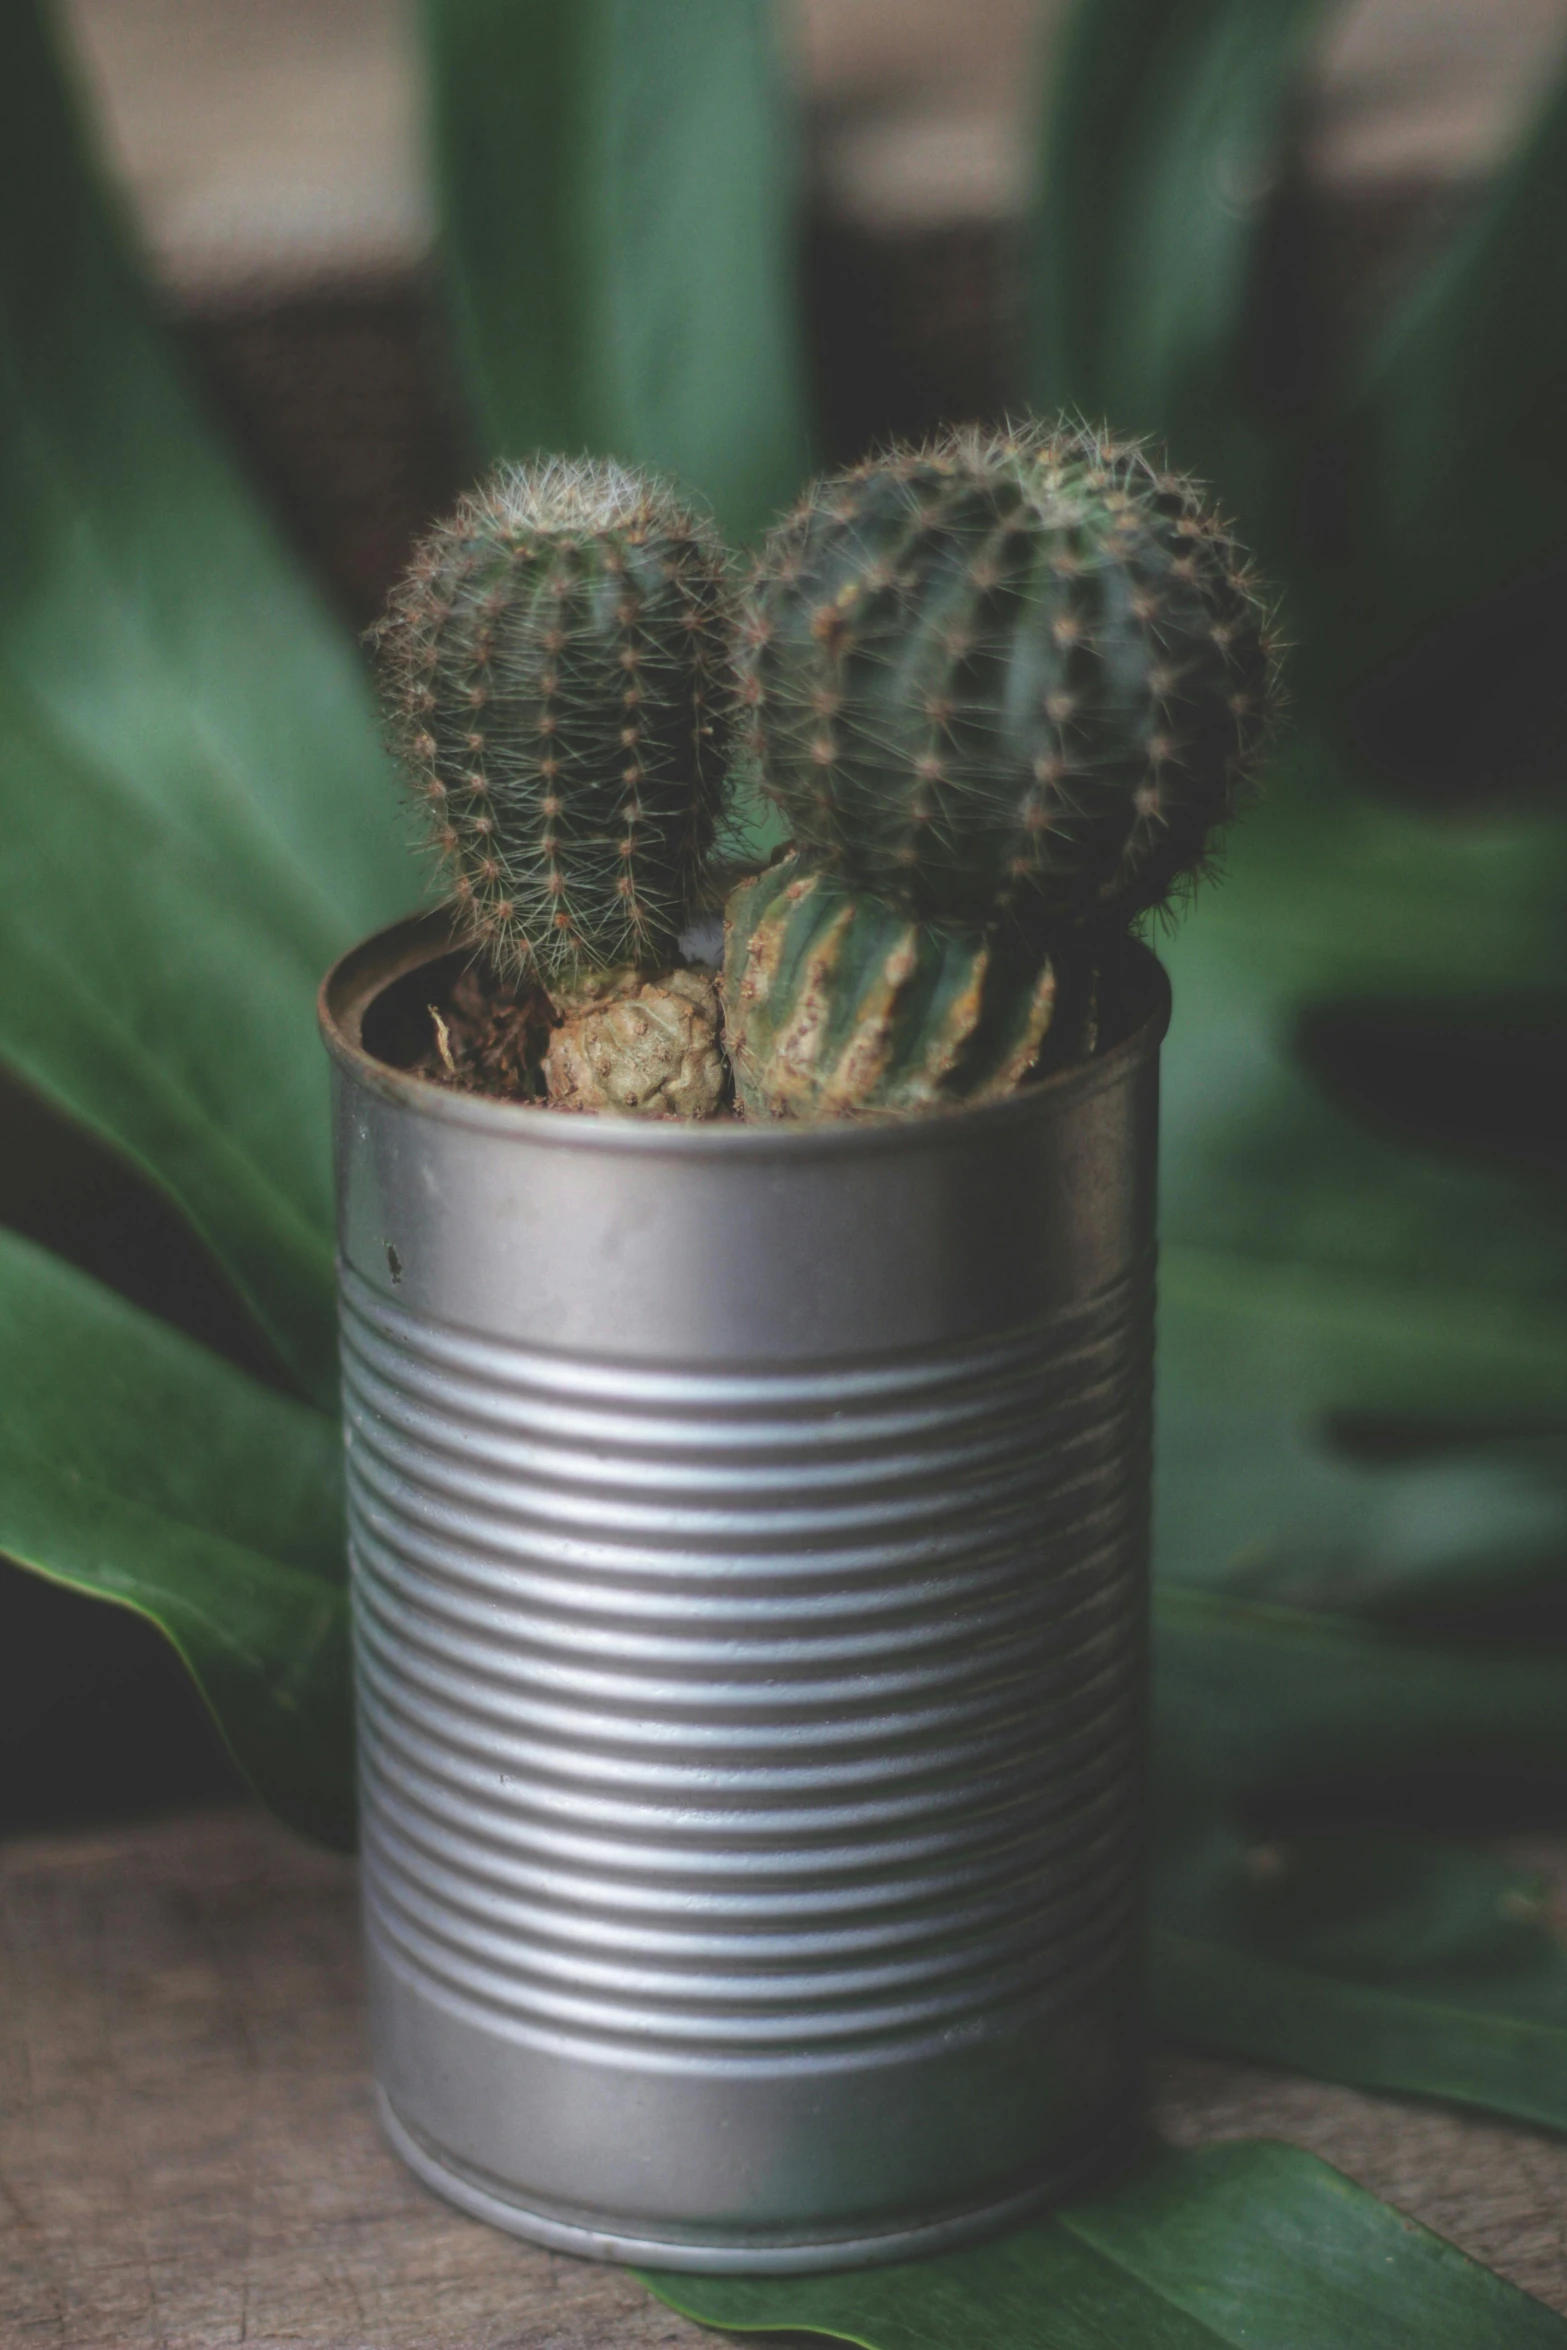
{"left": 319, "top": 912, "right": 1168, "bottom": 2273}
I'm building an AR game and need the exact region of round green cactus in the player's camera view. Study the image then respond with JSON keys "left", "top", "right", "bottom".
{"left": 738, "top": 423, "right": 1282, "bottom": 940}
{"left": 375, "top": 457, "right": 735, "bottom": 988}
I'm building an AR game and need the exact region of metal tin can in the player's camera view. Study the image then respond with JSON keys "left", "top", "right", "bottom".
{"left": 319, "top": 912, "right": 1168, "bottom": 2273}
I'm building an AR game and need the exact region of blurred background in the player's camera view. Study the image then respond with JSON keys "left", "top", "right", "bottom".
{"left": 4, "top": 0, "right": 1566, "bottom": 1833}
{"left": 51, "top": 0, "right": 1567, "bottom": 628}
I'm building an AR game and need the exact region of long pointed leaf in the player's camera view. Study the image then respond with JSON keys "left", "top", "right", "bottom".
{"left": 0, "top": 0, "right": 415, "bottom": 1403}
{"left": 1340, "top": 60, "right": 1567, "bottom": 680}
{"left": 427, "top": 0, "right": 810, "bottom": 543}
{"left": 1027, "top": 0, "right": 1330, "bottom": 582}
{"left": 0, "top": 1228, "right": 350, "bottom": 1845}
{"left": 1028, "top": 0, "right": 1567, "bottom": 725}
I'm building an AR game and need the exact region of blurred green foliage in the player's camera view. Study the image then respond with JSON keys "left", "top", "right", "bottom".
{"left": 1029, "top": 0, "right": 1567, "bottom": 786}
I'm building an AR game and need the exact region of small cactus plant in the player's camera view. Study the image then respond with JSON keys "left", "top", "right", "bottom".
{"left": 723, "top": 857, "right": 1057, "bottom": 1118}
{"left": 372, "top": 426, "right": 1278, "bottom": 1123}
{"left": 738, "top": 422, "right": 1281, "bottom": 943}
{"left": 543, "top": 967, "right": 727, "bottom": 1118}
{"left": 375, "top": 456, "right": 735, "bottom": 990}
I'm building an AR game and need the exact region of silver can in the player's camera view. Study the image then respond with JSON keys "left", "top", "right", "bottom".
{"left": 319, "top": 911, "right": 1167, "bottom": 2273}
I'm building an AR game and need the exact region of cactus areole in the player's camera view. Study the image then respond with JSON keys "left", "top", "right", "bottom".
{"left": 374, "top": 457, "right": 735, "bottom": 990}
{"left": 739, "top": 423, "right": 1279, "bottom": 944}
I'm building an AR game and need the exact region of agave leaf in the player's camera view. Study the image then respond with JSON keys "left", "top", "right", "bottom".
{"left": 641, "top": 2139, "right": 1565, "bottom": 2347}
{"left": 0, "top": 1228, "right": 350, "bottom": 1845}
{"left": 0, "top": 0, "right": 414, "bottom": 1406}
{"left": 425, "top": 0, "right": 810, "bottom": 545}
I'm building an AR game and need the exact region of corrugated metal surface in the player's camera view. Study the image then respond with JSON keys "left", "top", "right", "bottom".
{"left": 322, "top": 912, "right": 1166, "bottom": 2268}
{"left": 344, "top": 1265, "right": 1150, "bottom": 2055}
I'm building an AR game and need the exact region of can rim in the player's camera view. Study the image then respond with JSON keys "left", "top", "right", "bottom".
{"left": 318, "top": 908, "right": 1170, "bottom": 1157}
{"left": 375, "top": 2086, "right": 1143, "bottom": 2271}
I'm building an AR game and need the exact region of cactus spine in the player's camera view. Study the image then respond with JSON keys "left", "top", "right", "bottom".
{"left": 739, "top": 422, "right": 1281, "bottom": 942}
{"left": 372, "top": 425, "right": 1278, "bottom": 1121}
{"left": 376, "top": 457, "right": 735, "bottom": 989}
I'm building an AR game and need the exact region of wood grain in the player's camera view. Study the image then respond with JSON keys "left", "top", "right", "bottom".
{"left": 0, "top": 1811, "right": 709, "bottom": 2350}
{"left": 2, "top": 1807, "right": 1564, "bottom": 2346}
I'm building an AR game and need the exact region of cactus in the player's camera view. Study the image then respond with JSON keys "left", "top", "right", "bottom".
{"left": 375, "top": 457, "right": 735, "bottom": 989}
{"left": 738, "top": 422, "right": 1282, "bottom": 941}
{"left": 723, "top": 857, "right": 1058, "bottom": 1119}
{"left": 543, "top": 967, "right": 727, "bottom": 1119}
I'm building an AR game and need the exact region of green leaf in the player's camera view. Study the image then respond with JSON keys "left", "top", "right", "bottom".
{"left": 426, "top": 0, "right": 811, "bottom": 544}
{"left": 638, "top": 2140, "right": 1564, "bottom": 2346}
{"left": 0, "top": 0, "right": 414, "bottom": 1404}
{"left": 1145, "top": 724, "right": 1567, "bottom": 2115}
{"left": 1026, "top": 0, "right": 1567, "bottom": 751}
{"left": 1154, "top": 738, "right": 1567, "bottom": 1605}
{"left": 1029, "top": 0, "right": 1567, "bottom": 745}
{"left": 1341, "top": 64, "right": 1567, "bottom": 680}
{"left": 1154, "top": 1828, "right": 1567, "bottom": 2132}
{"left": 0, "top": 1226, "right": 350, "bottom": 1845}
{"left": 1027, "top": 0, "right": 1330, "bottom": 580}
{"left": 1174, "top": 1431, "right": 1567, "bottom": 1627}
{"left": 1154, "top": 1587, "right": 1567, "bottom": 1809}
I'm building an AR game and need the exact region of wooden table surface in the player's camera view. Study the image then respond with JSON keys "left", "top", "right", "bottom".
{"left": 3, "top": 1807, "right": 1565, "bottom": 2348}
